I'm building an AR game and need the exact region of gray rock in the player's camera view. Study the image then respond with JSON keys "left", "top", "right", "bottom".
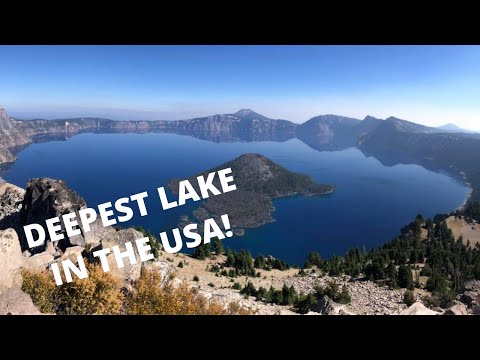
{"left": 0, "top": 228, "right": 23, "bottom": 293}
{"left": 0, "top": 108, "right": 13, "bottom": 131}
{"left": 462, "top": 291, "right": 477, "bottom": 306}
{"left": 95, "top": 228, "right": 145, "bottom": 283}
{"left": 313, "top": 295, "right": 352, "bottom": 315}
{"left": 58, "top": 246, "right": 85, "bottom": 263}
{"left": 23, "top": 252, "right": 55, "bottom": 270}
{"left": 0, "top": 184, "right": 25, "bottom": 228}
{"left": 444, "top": 303, "right": 468, "bottom": 315}
{"left": 0, "top": 288, "right": 41, "bottom": 315}
{"left": 464, "top": 280, "right": 480, "bottom": 292}
{"left": 144, "top": 259, "right": 176, "bottom": 287}
{"left": 399, "top": 302, "right": 440, "bottom": 315}
{"left": 20, "top": 178, "right": 87, "bottom": 252}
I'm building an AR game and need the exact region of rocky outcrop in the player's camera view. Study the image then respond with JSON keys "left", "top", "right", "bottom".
{"left": 399, "top": 302, "right": 440, "bottom": 315}
{"left": 312, "top": 295, "right": 354, "bottom": 315}
{"left": 91, "top": 227, "right": 146, "bottom": 283}
{"left": 20, "top": 178, "right": 87, "bottom": 252}
{"left": 0, "top": 228, "right": 24, "bottom": 293}
{"left": 0, "top": 183, "right": 25, "bottom": 228}
{"left": 462, "top": 291, "right": 477, "bottom": 307}
{"left": 0, "top": 288, "right": 41, "bottom": 315}
{"left": 0, "top": 108, "right": 13, "bottom": 130}
{"left": 144, "top": 259, "right": 176, "bottom": 287}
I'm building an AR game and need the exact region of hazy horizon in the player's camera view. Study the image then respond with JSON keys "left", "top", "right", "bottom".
{"left": 2, "top": 45, "right": 480, "bottom": 130}
{"left": 2, "top": 107, "right": 474, "bottom": 131}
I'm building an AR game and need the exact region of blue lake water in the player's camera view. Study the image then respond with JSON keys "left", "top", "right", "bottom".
{"left": 2, "top": 133, "right": 470, "bottom": 264}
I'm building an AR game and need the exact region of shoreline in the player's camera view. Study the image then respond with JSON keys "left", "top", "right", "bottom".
{"left": 457, "top": 184, "right": 473, "bottom": 211}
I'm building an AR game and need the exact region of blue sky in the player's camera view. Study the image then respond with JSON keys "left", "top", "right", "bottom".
{"left": 1, "top": 45, "right": 480, "bottom": 130}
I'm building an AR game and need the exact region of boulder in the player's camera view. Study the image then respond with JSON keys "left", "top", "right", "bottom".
{"left": 464, "top": 280, "right": 480, "bottom": 293}
{"left": 0, "top": 228, "right": 24, "bottom": 293}
{"left": 0, "top": 184, "right": 25, "bottom": 228}
{"left": 96, "top": 228, "right": 145, "bottom": 283}
{"left": 399, "top": 302, "right": 440, "bottom": 315}
{"left": 312, "top": 295, "right": 353, "bottom": 315}
{"left": 143, "top": 259, "right": 176, "bottom": 287}
{"left": 274, "top": 309, "right": 297, "bottom": 315}
{"left": 20, "top": 178, "right": 87, "bottom": 252}
{"left": 0, "top": 288, "right": 41, "bottom": 315}
{"left": 58, "top": 246, "right": 85, "bottom": 263}
{"left": 473, "top": 295, "right": 480, "bottom": 315}
{"left": 462, "top": 291, "right": 477, "bottom": 307}
{"left": 444, "top": 303, "right": 468, "bottom": 315}
{"left": 23, "top": 252, "right": 55, "bottom": 270}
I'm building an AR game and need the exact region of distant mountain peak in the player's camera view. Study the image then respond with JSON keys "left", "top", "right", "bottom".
{"left": 437, "top": 123, "right": 476, "bottom": 134}
{"left": 233, "top": 109, "right": 269, "bottom": 121}
{"left": 363, "top": 115, "right": 382, "bottom": 122}
{"left": 441, "top": 123, "right": 459, "bottom": 128}
{"left": 235, "top": 109, "right": 258, "bottom": 116}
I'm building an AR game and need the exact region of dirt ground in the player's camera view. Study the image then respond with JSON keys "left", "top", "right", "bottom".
{"left": 446, "top": 216, "right": 480, "bottom": 247}
{"left": 0, "top": 182, "right": 23, "bottom": 196}
{"left": 156, "top": 250, "right": 299, "bottom": 291}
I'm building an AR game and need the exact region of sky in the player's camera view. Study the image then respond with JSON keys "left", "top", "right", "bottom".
{"left": 1, "top": 45, "right": 480, "bottom": 130}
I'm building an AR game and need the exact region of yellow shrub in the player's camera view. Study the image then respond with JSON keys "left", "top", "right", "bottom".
{"left": 22, "top": 262, "right": 124, "bottom": 315}
{"left": 126, "top": 268, "right": 252, "bottom": 315}
{"left": 21, "top": 269, "right": 56, "bottom": 314}
{"left": 22, "top": 261, "right": 252, "bottom": 315}
{"left": 55, "top": 262, "right": 124, "bottom": 315}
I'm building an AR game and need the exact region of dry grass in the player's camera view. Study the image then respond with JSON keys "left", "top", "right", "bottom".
{"left": 446, "top": 216, "right": 480, "bottom": 247}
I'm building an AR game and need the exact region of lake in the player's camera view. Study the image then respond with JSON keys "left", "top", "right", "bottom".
{"left": 2, "top": 132, "right": 470, "bottom": 265}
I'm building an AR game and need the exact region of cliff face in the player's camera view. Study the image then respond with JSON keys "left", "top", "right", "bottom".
{"left": 0, "top": 109, "right": 21, "bottom": 164}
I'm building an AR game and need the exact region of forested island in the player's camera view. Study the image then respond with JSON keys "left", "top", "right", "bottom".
{"left": 168, "top": 153, "right": 335, "bottom": 230}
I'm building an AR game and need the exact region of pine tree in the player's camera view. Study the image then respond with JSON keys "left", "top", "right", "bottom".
{"left": 403, "top": 290, "right": 415, "bottom": 306}
{"left": 397, "top": 264, "right": 414, "bottom": 290}
{"left": 211, "top": 237, "right": 224, "bottom": 256}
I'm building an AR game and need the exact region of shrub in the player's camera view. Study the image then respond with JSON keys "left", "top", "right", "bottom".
{"left": 403, "top": 290, "right": 415, "bottom": 306}
{"left": 22, "top": 263, "right": 124, "bottom": 315}
{"left": 178, "top": 261, "right": 184, "bottom": 268}
{"left": 21, "top": 269, "right": 56, "bottom": 313}
{"left": 193, "top": 275, "right": 199, "bottom": 282}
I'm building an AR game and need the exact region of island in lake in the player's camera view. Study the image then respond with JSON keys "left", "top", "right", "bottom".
{"left": 168, "top": 153, "right": 335, "bottom": 233}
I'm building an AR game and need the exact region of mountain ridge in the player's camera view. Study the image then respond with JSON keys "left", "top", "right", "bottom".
{"left": 3, "top": 107, "right": 480, "bottom": 201}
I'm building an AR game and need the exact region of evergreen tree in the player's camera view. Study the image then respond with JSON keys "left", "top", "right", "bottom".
{"left": 403, "top": 290, "right": 415, "bottom": 306}
{"left": 211, "top": 238, "right": 224, "bottom": 256}
{"left": 307, "top": 251, "right": 322, "bottom": 267}
{"left": 397, "top": 264, "right": 414, "bottom": 290}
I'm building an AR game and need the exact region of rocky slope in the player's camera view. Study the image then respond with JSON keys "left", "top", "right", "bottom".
{"left": 0, "top": 179, "right": 176, "bottom": 313}
{"left": 0, "top": 178, "right": 478, "bottom": 315}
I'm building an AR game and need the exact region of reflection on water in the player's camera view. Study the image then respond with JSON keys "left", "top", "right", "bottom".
{"left": 2, "top": 131, "right": 470, "bottom": 264}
